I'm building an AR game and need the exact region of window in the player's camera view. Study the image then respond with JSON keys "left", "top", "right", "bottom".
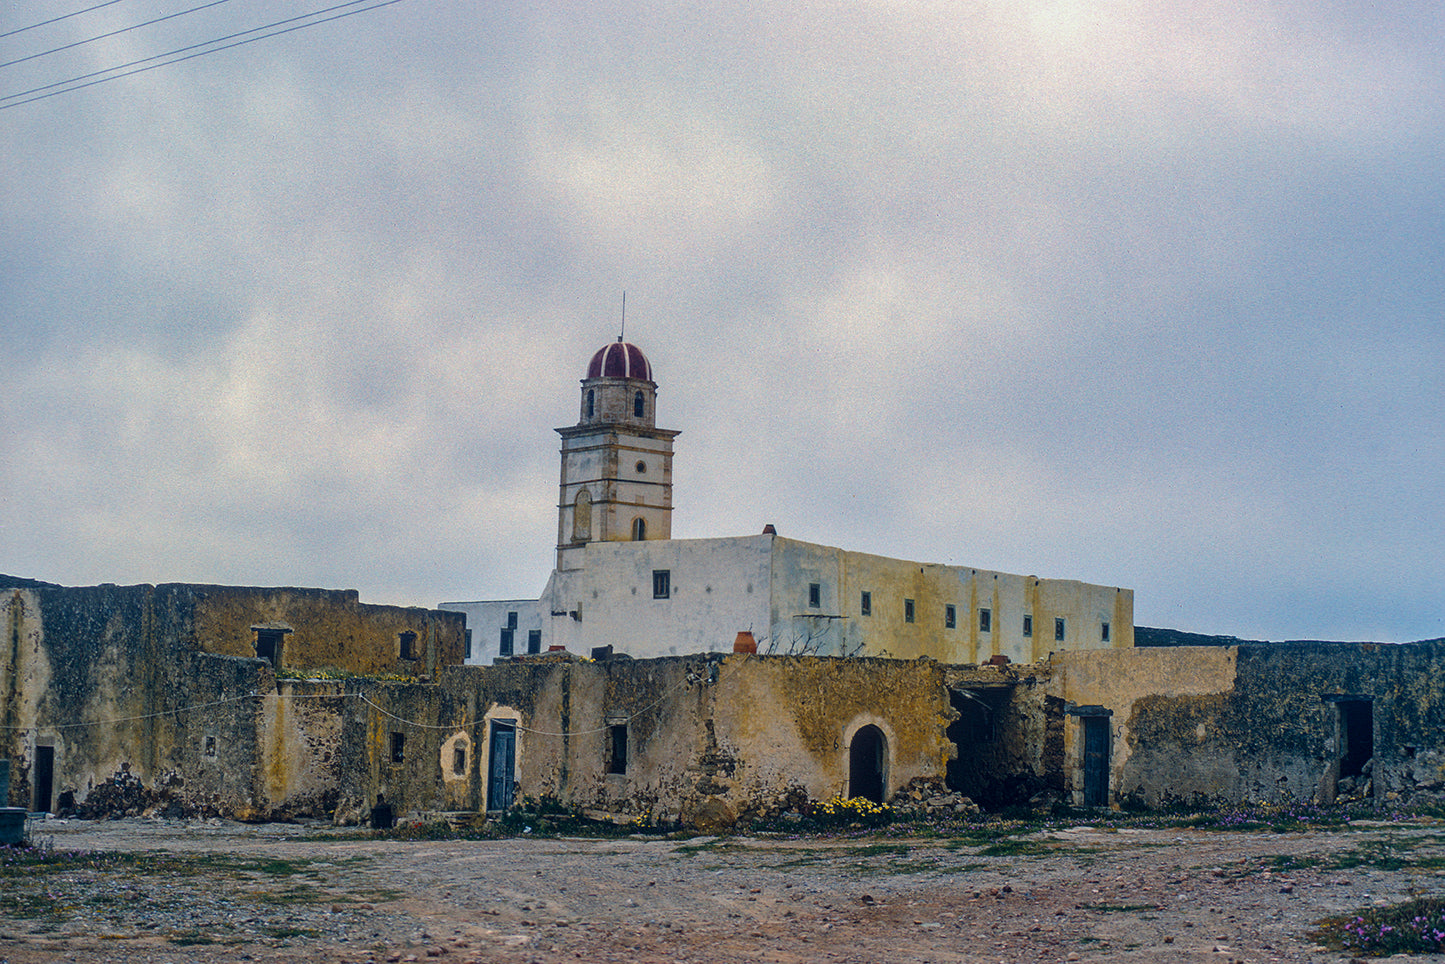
{"left": 586, "top": 390, "right": 594, "bottom": 418}
{"left": 464, "top": 629, "right": 473, "bottom": 659}
{"left": 653, "top": 570, "right": 671, "bottom": 599}
{"left": 979, "top": 609, "right": 991, "bottom": 633}
{"left": 203, "top": 736, "right": 217, "bottom": 758}
{"left": 904, "top": 598, "right": 915, "bottom": 623}
{"left": 506, "top": 611, "right": 518, "bottom": 629}
{"left": 608, "top": 724, "right": 628, "bottom": 774}
{"left": 808, "top": 583, "right": 821, "bottom": 608}
{"left": 499, "top": 628, "right": 514, "bottom": 656}
{"left": 1023, "top": 615, "right": 1033, "bottom": 638}
{"left": 253, "top": 628, "right": 286, "bottom": 664}
{"left": 527, "top": 629, "right": 542, "bottom": 654}
{"left": 635, "top": 460, "right": 647, "bottom": 474}
{"left": 390, "top": 732, "right": 406, "bottom": 764}
{"left": 945, "top": 604, "right": 956, "bottom": 629}
{"left": 1101, "top": 621, "right": 1110, "bottom": 642}
{"left": 633, "top": 391, "right": 645, "bottom": 418}
{"left": 399, "top": 631, "right": 418, "bottom": 660}
{"left": 453, "top": 746, "right": 467, "bottom": 775}
{"left": 860, "top": 591, "right": 872, "bottom": 616}
{"left": 1055, "top": 618, "right": 1066, "bottom": 641}
{"left": 632, "top": 517, "right": 646, "bottom": 541}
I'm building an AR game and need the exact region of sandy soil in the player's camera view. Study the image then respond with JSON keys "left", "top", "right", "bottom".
{"left": 2, "top": 816, "right": 1442, "bottom": 963}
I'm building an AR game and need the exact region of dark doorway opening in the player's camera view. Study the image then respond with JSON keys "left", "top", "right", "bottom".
{"left": 848, "top": 725, "right": 887, "bottom": 803}
{"left": 1339, "top": 699, "right": 1374, "bottom": 778}
{"left": 487, "top": 721, "right": 517, "bottom": 812}
{"left": 32, "top": 745, "right": 54, "bottom": 813}
{"left": 1082, "top": 717, "right": 1110, "bottom": 807}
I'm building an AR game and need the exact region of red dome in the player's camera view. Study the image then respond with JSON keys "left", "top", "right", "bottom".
{"left": 586, "top": 341, "right": 653, "bottom": 381}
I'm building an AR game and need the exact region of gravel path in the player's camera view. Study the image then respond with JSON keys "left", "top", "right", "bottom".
{"left": 2, "top": 817, "right": 1442, "bottom": 963}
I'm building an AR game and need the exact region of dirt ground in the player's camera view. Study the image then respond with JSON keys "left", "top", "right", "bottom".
{"left": 2, "top": 815, "right": 1443, "bottom": 964}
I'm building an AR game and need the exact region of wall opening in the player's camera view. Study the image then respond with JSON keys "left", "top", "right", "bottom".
{"left": 607, "top": 723, "right": 628, "bottom": 775}
{"left": 573, "top": 490, "right": 592, "bottom": 542}
{"left": 453, "top": 745, "right": 467, "bottom": 776}
{"left": 1081, "top": 716, "right": 1110, "bottom": 807}
{"left": 632, "top": 517, "right": 646, "bottom": 541}
{"left": 32, "top": 745, "right": 54, "bottom": 813}
{"left": 253, "top": 628, "right": 288, "bottom": 667}
{"left": 487, "top": 721, "right": 517, "bottom": 811}
{"left": 633, "top": 391, "right": 645, "bottom": 417}
{"left": 848, "top": 725, "right": 887, "bottom": 803}
{"left": 1339, "top": 699, "right": 1374, "bottom": 778}
{"left": 390, "top": 732, "right": 406, "bottom": 764}
{"left": 399, "top": 631, "right": 418, "bottom": 660}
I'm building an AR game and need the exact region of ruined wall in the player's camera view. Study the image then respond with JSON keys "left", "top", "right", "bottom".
{"left": 190, "top": 585, "right": 465, "bottom": 676}
{"left": 0, "top": 579, "right": 466, "bottom": 819}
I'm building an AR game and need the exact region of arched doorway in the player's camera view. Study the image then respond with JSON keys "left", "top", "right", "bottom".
{"left": 848, "top": 725, "right": 887, "bottom": 803}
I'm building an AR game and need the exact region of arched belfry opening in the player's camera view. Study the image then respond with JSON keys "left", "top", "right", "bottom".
{"left": 556, "top": 339, "right": 679, "bottom": 568}
{"left": 848, "top": 725, "right": 887, "bottom": 803}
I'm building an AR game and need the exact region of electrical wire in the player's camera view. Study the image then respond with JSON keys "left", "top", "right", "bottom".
{"left": 0, "top": 0, "right": 405, "bottom": 111}
{"left": 0, "top": 664, "right": 721, "bottom": 739}
{"left": 1, "top": 0, "right": 236, "bottom": 70}
{"left": 0, "top": 0, "right": 133, "bottom": 40}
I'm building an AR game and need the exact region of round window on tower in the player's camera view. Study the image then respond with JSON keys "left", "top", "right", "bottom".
{"left": 635, "top": 461, "right": 647, "bottom": 474}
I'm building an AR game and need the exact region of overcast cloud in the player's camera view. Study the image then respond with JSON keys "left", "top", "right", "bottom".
{"left": 2, "top": 1, "right": 1440, "bottom": 642}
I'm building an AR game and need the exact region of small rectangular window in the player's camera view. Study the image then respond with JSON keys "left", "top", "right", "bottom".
{"left": 860, "top": 591, "right": 872, "bottom": 616}
{"left": 464, "top": 629, "right": 473, "bottom": 659}
{"left": 1023, "top": 615, "right": 1033, "bottom": 638}
{"left": 399, "top": 631, "right": 418, "bottom": 660}
{"left": 904, "top": 598, "right": 915, "bottom": 623}
{"left": 203, "top": 735, "right": 217, "bottom": 758}
{"left": 808, "top": 583, "right": 821, "bottom": 608}
{"left": 506, "top": 611, "right": 518, "bottom": 630}
{"left": 527, "top": 629, "right": 542, "bottom": 654}
{"left": 653, "top": 570, "right": 671, "bottom": 599}
{"left": 253, "top": 628, "right": 286, "bottom": 665}
{"left": 499, "top": 628, "right": 514, "bottom": 656}
{"left": 453, "top": 746, "right": 467, "bottom": 775}
{"left": 390, "top": 732, "right": 405, "bottom": 764}
{"left": 1101, "top": 621, "right": 1110, "bottom": 642}
{"left": 608, "top": 724, "right": 628, "bottom": 774}
{"left": 1055, "top": 618, "right": 1066, "bottom": 642}
{"left": 945, "top": 604, "right": 956, "bottom": 629}
{"left": 979, "top": 608, "right": 991, "bottom": 633}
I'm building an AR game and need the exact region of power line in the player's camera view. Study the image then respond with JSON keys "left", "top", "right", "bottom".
{"left": 0, "top": 0, "right": 131, "bottom": 41}
{"left": 0, "top": 0, "right": 406, "bottom": 111}
{"left": 1, "top": 0, "right": 236, "bottom": 70}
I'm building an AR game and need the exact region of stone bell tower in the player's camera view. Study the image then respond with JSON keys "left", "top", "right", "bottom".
{"left": 555, "top": 339, "right": 680, "bottom": 570}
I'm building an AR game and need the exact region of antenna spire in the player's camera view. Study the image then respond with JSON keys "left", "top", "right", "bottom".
{"left": 618, "top": 291, "right": 626, "bottom": 342}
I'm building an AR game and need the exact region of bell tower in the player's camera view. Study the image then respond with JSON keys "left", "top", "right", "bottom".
{"left": 556, "top": 339, "right": 680, "bottom": 570}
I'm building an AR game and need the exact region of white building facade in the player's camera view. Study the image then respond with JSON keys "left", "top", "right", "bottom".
{"left": 443, "top": 340, "right": 1133, "bottom": 665}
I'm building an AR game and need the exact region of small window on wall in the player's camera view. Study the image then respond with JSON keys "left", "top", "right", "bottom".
{"left": 453, "top": 746, "right": 467, "bottom": 776}
{"left": 979, "top": 608, "right": 991, "bottom": 633}
{"left": 808, "top": 583, "right": 821, "bottom": 608}
{"left": 945, "top": 604, "right": 956, "bottom": 629}
{"left": 399, "top": 631, "right": 418, "bottom": 660}
{"left": 1023, "top": 615, "right": 1033, "bottom": 638}
{"left": 203, "top": 736, "right": 217, "bottom": 758}
{"left": 633, "top": 391, "right": 645, "bottom": 418}
{"left": 904, "top": 598, "right": 915, "bottom": 623}
{"left": 860, "top": 591, "right": 872, "bottom": 616}
{"left": 527, "top": 629, "right": 542, "bottom": 654}
{"left": 464, "top": 629, "right": 473, "bottom": 659}
{"left": 499, "top": 628, "right": 514, "bottom": 656}
{"left": 586, "top": 390, "right": 595, "bottom": 418}
{"left": 253, "top": 628, "right": 286, "bottom": 665}
{"left": 1055, "top": 618, "right": 1066, "bottom": 641}
{"left": 507, "top": 611, "right": 518, "bottom": 629}
{"left": 391, "top": 732, "right": 406, "bottom": 764}
{"left": 608, "top": 724, "right": 628, "bottom": 774}
{"left": 653, "top": 570, "right": 671, "bottom": 599}
{"left": 1101, "top": 622, "right": 1111, "bottom": 642}
{"left": 632, "top": 517, "right": 647, "bottom": 541}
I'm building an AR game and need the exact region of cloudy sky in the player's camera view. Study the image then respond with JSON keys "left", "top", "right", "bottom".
{"left": 3, "top": 1, "right": 1440, "bottom": 643}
